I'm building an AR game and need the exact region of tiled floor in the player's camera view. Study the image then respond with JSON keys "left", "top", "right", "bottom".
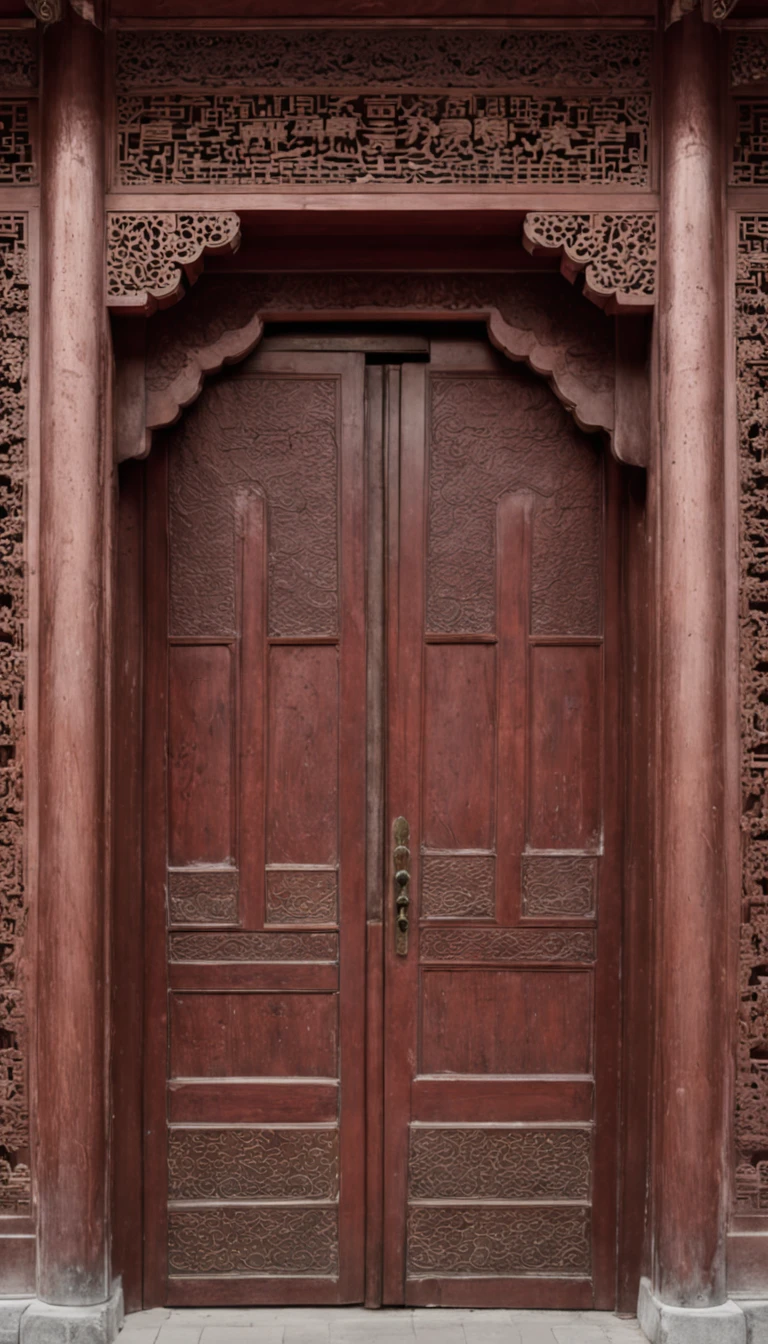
{"left": 121, "top": 1309, "right": 643, "bottom": 1344}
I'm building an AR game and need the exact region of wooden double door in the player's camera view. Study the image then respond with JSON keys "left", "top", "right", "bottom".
{"left": 143, "top": 329, "right": 621, "bottom": 1310}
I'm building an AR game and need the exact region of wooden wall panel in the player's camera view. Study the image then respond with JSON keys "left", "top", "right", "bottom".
{"left": 169, "top": 992, "right": 339, "bottom": 1079}
{"left": 422, "top": 643, "right": 496, "bottom": 851}
{"left": 168, "top": 644, "right": 233, "bottom": 865}
{"left": 266, "top": 644, "right": 339, "bottom": 866}
{"left": 420, "top": 969, "right": 593, "bottom": 1076}
{"left": 528, "top": 645, "right": 602, "bottom": 852}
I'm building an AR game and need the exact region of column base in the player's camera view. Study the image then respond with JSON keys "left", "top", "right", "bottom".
{"left": 638, "top": 1277, "right": 747, "bottom": 1344}
{"left": 15, "top": 1287, "right": 123, "bottom": 1344}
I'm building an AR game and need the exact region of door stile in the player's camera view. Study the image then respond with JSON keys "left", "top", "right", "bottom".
{"left": 336, "top": 353, "right": 368, "bottom": 1303}
{"left": 496, "top": 493, "right": 534, "bottom": 928}
{"left": 236, "top": 493, "right": 267, "bottom": 931}
{"left": 364, "top": 365, "right": 386, "bottom": 1308}
{"left": 590, "top": 453, "right": 624, "bottom": 1309}
{"left": 142, "top": 443, "right": 170, "bottom": 1307}
{"left": 382, "top": 363, "right": 427, "bottom": 1305}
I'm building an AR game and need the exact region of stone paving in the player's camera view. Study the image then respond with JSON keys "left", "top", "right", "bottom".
{"left": 122, "top": 1308, "right": 643, "bottom": 1344}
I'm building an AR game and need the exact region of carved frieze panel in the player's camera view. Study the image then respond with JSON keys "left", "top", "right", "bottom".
{"left": 736, "top": 215, "right": 768, "bottom": 1212}
{"left": 169, "top": 931, "right": 338, "bottom": 962}
{"left": 408, "top": 1126, "right": 591, "bottom": 1201}
{"left": 406, "top": 1206, "right": 591, "bottom": 1276}
{"left": 0, "top": 215, "right": 29, "bottom": 1214}
{"left": 421, "top": 854, "right": 495, "bottom": 920}
{"left": 168, "top": 1206, "right": 338, "bottom": 1276}
{"left": 116, "top": 30, "right": 652, "bottom": 93}
{"left": 420, "top": 927, "right": 595, "bottom": 963}
{"left": 168, "top": 1126, "right": 338, "bottom": 1201}
{"left": 116, "top": 91, "right": 650, "bottom": 189}
{"left": 107, "top": 212, "right": 240, "bottom": 315}
{"left": 427, "top": 372, "right": 602, "bottom": 637}
{"left": 523, "top": 212, "right": 657, "bottom": 314}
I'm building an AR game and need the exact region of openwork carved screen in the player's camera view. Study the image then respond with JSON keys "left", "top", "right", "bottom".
{"left": 115, "top": 30, "right": 651, "bottom": 189}
{"left": 0, "top": 34, "right": 36, "bottom": 186}
{"left": 736, "top": 215, "right": 768, "bottom": 1213}
{"left": 0, "top": 214, "right": 29, "bottom": 1214}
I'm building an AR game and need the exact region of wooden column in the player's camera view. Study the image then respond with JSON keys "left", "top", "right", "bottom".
{"left": 654, "top": 11, "right": 728, "bottom": 1309}
{"left": 37, "top": 10, "right": 109, "bottom": 1306}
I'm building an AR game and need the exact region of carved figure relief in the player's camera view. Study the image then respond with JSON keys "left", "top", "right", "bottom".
{"left": 0, "top": 215, "right": 29, "bottom": 1214}
{"left": 116, "top": 29, "right": 651, "bottom": 93}
{"left": 731, "top": 35, "right": 768, "bottom": 87}
{"left": 0, "top": 33, "right": 37, "bottom": 91}
{"left": 736, "top": 215, "right": 768, "bottom": 1212}
{"left": 427, "top": 373, "right": 601, "bottom": 636}
{"left": 408, "top": 1127, "right": 591, "bottom": 1201}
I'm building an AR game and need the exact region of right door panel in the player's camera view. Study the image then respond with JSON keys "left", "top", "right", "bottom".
{"left": 383, "top": 339, "right": 621, "bottom": 1309}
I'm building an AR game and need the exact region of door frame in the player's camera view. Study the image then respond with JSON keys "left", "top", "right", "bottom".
{"left": 110, "top": 283, "right": 653, "bottom": 1316}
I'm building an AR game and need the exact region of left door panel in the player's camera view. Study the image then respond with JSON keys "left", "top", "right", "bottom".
{"left": 143, "top": 351, "right": 367, "bottom": 1306}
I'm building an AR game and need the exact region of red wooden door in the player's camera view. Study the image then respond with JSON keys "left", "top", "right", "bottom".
{"left": 143, "top": 349, "right": 367, "bottom": 1306}
{"left": 143, "top": 331, "right": 621, "bottom": 1309}
{"left": 381, "top": 338, "right": 621, "bottom": 1309}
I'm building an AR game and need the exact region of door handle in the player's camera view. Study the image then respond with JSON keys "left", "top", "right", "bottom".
{"left": 393, "top": 816, "right": 411, "bottom": 956}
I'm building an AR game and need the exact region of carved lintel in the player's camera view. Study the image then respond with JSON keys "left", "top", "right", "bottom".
{"left": 25, "top": 0, "right": 102, "bottom": 23}
{"left": 107, "top": 212, "right": 241, "bottom": 317}
{"left": 523, "top": 212, "right": 657, "bottom": 316}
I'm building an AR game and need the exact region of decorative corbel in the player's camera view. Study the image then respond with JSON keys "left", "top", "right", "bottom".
{"left": 107, "top": 212, "right": 241, "bottom": 317}
{"left": 665, "top": 0, "right": 738, "bottom": 22}
{"left": 522, "top": 212, "right": 656, "bottom": 316}
{"left": 25, "top": 0, "right": 103, "bottom": 24}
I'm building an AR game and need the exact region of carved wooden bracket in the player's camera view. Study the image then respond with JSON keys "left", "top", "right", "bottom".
{"left": 666, "top": 0, "right": 737, "bottom": 21}
{"left": 523, "top": 212, "right": 656, "bottom": 315}
{"left": 114, "top": 272, "right": 652, "bottom": 469}
{"left": 25, "top": 0, "right": 102, "bottom": 23}
{"left": 107, "top": 212, "right": 241, "bottom": 316}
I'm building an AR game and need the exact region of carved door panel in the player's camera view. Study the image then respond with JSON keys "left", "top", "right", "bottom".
{"left": 143, "top": 350, "right": 367, "bottom": 1306}
{"left": 382, "top": 339, "right": 621, "bottom": 1309}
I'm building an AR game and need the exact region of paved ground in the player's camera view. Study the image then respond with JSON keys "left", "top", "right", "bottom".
{"left": 122, "top": 1308, "right": 643, "bottom": 1344}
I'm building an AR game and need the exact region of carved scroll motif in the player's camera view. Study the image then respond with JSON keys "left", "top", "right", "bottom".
{"left": 736, "top": 215, "right": 768, "bottom": 1213}
{"left": 0, "top": 215, "right": 29, "bottom": 1214}
{"left": 168, "top": 1206, "right": 338, "bottom": 1276}
{"left": 420, "top": 927, "right": 595, "bottom": 963}
{"left": 168, "top": 868, "right": 239, "bottom": 926}
{"left": 116, "top": 30, "right": 652, "bottom": 93}
{"left": 266, "top": 869, "right": 338, "bottom": 925}
{"left": 421, "top": 855, "right": 495, "bottom": 919}
{"left": 522, "top": 854, "right": 597, "bottom": 917}
{"left": 107, "top": 211, "right": 241, "bottom": 316}
{"left": 523, "top": 212, "right": 657, "bottom": 314}
{"left": 408, "top": 1127, "right": 591, "bottom": 1201}
{"left": 169, "top": 1127, "right": 339, "bottom": 1201}
{"left": 169, "top": 930, "right": 338, "bottom": 962}
{"left": 406, "top": 1206, "right": 590, "bottom": 1277}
